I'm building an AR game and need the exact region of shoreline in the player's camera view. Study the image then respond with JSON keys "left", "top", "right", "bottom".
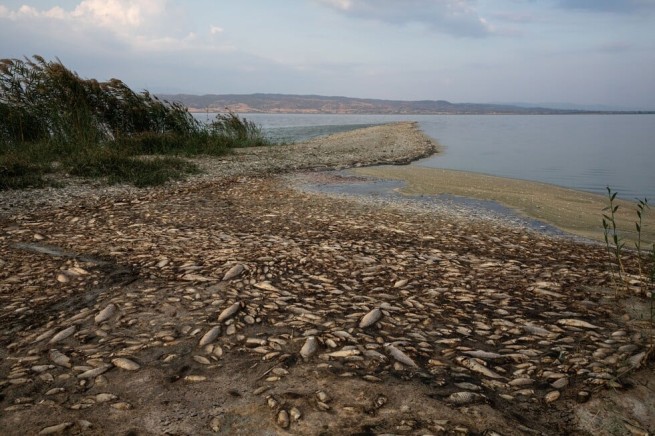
{"left": 1, "top": 122, "right": 653, "bottom": 435}
{"left": 352, "top": 165, "right": 655, "bottom": 244}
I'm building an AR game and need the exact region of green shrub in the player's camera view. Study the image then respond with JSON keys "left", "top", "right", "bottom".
{"left": 0, "top": 55, "right": 274, "bottom": 189}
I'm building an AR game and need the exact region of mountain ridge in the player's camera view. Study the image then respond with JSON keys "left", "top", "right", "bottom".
{"left": 157, "top": 93, "right": 654, "bottom": 115}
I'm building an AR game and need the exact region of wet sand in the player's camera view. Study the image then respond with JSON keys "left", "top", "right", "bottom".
{"left": 354, "top": 165, "right": 655, "bottom": 244}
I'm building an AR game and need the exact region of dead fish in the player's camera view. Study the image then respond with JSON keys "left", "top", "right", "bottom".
{"left": 557, "top": 319, "right": 600, "bottom": 329}
{"left": 95, "top": 393, "right": 118, "bottom": 403}
{"left": 77, "top": 364, "right": 112, "bottom": 379}
{"left": 447, "top": 392, "right": 485, "bottom": 405}
{"left": 289, "top": 407, "right": 302, "bottom": 422}
{"left": 193, "top": 355, "right": 212, "bottom": 365}
{"left": 34, "top": 329, "right": 56, "bottom": 343}
{"left": 368, "top": 394, "right": 386, "bottom": 410}
{"left": 222, "top": 264, "right": 245, "bottom": 281}
{"left": 48, "top": 326, "right": 76, "bottom": 344}
{"left": 38, "top": 422, "right": 74, "bottom": 435}
{"left": 218, "top": 302, "right": 242, "bottom": 323}
{"left": 627, "top": 352, "right": 647, "bottom": 369}
{"left": 276, "top": 410, "right": 290, "bottom": 429}
{"left": 384, "top": 343, "right": 418, "bottom": 368}
{"left": 328, "top": 349, "right": 361, "bottom": 358}
{"left": 463, "top": 350, "right": 503, "bottom": 360}
{"left": 111, "top": 358, "right": 140, "bottom": 371}
{"left": 209, "top": 416, "right": 222, "bottom": 432}
{"left": 316, "top": 391, "right": 331, "bottom": 403}
{"left": 49, "top": 349, "right": 71, "bottom": 368}
{"left": 455, "top": 357, "right": 504, "bottom": 379}
{"left": 362, "top": 349, "right": 387, "bottom": 361}
{"left": 551, "top": 378, "right": 569, "bottom": 389}
{"left": 95, "top": 303, "right": 117, "bottom": 324}
{"left": 394, "top": 279, "right": 409, "bottom": 288}
{"left": 522, "top": 323, "right": 552, "bottom": 336}
{"left": 544, "top": 391, "right": 560, "bottom": 403}
{"left": 198, "top": 326, "right": 221, "bottom": 347}
{"left": 359, "top": 308, "right": 382, "bottom": 328}
{"left": 508, "top": 378, "right": 533, "bottom": 386}
{"left": 254, "top": 281, "right": 280, "bottom": 292}
{"left": 185, "top": 375, "right": 207, "bottom": 382}
{"left": 300, "top": 336, "right": 318, "bottom": 360}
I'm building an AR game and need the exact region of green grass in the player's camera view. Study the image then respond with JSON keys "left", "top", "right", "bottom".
{"left": 602, "top": 187, "right": 654, "bottom": 299}
{"left": 0, "top": 55, "right": 273, "bottom": 190}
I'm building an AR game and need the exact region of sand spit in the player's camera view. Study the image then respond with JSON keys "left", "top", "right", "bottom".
{"left": 353, "top": 165, "right": 655, "bottom": 244}
{"left": 0, "top": 122, "right": 653, "bottom": 435}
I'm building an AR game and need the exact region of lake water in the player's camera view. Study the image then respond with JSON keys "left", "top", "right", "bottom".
{"left": 194, "top": 113, "right": 655, "bottom": 200}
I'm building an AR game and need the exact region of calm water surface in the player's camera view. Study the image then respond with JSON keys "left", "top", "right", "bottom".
{"left": 194, "top": 113, "right": 655, "bottom": 200}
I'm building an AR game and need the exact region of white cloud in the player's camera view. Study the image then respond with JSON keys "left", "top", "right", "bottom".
{"left": 0, "top": 1, "right": 231, "bottom": 52}
{"left": 318, "top": 0, "right": 493, "bottom": 37}
{"left": 70, "top": 0, "right": 166, "bottom": 30}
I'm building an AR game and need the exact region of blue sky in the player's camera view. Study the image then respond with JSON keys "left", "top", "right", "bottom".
{"left": 1, "top": 0, "right": 654, "bottom": 109}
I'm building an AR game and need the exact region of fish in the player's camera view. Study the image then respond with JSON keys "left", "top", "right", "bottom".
{"left": 359, "top": 308, "right": 382, "bottom": 328}
{"left": 218, "top": 302, "right": 242, "bottom": 323}
{"left": 556, "top": 319, "right": 600, "bottom": 329}
{"left": 455, "top": 356, "right": 504, "bottom": 379}
{"left": 384, "top": 343, "right": 418, "bottom": 368}
{"left": 300, "top": 336, "right": 318, "bottom": 360}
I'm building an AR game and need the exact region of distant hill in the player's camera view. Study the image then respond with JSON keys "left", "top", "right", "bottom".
{"left": 156, "top": 93, "right": 653, "bottom": 115}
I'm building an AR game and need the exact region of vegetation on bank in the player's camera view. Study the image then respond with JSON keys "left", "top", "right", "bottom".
{"left": 0, "top": 55, "right": 272, "bottom": 189}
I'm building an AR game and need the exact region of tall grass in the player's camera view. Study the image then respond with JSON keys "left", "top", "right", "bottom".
{"left": 0, "top": 55, "right": 271, "bottom": 189}
{"left": 602, "top": 187, "right": 655, "bottom": 298}
{"left": 602, "top": 187, "right": 625, "bottom": 292}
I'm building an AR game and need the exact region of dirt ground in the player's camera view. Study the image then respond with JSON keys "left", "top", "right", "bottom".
{"left": 1, "top": 124, "right": 653, "bottom": 435}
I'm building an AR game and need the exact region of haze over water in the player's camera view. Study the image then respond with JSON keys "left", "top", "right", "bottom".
{"left": 218, "top": 113, "right": 654, "bottom": 201}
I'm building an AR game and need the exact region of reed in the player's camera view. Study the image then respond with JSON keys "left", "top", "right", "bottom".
{"left": 635, "top": 199, "right": 649, "bottom": 293}
{"left": 0, "top": 55, "right": 273, "bottom": 189}
{"left": 602, "top": 187, "right": 626, "bottom": 293}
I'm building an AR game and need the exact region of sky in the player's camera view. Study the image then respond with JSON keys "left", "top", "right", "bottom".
{"left": 1, "top": 0, "right": 654, "bottom": 109}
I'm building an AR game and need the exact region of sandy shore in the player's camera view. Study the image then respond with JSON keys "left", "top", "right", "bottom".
{"left": 354, "top": 165, "right": 655, "bottom": 244}
{"left": 0, "top": 122, "right": 653, "bottom": 435}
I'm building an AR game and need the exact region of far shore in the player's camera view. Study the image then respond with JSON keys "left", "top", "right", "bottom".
{"left": 353, "top": 164, "right": 655, "bottom": 244}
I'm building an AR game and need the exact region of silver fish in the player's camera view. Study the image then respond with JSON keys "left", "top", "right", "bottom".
{"left": 198, "top": 326, "right": 221, "bottom": 347}
{"left": 359, "top": 308, "right": 382, "bottom": 328}
{"left": 222, "top": 264, "right": 245, "bottom": 281}
{"left": 218, "top": 302, "right": 242, "bottom": 323}
{"left": 94, "top": 303, "right": 117, "bottom": 324}
{"left": 384, "top": 343, "right": 418, "bottom": 368}
{"left": 455, "top": 356, "right": 504, "bottom": 379}
{"left": 300, "top": 336, "right": 318, "bottom": 360}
